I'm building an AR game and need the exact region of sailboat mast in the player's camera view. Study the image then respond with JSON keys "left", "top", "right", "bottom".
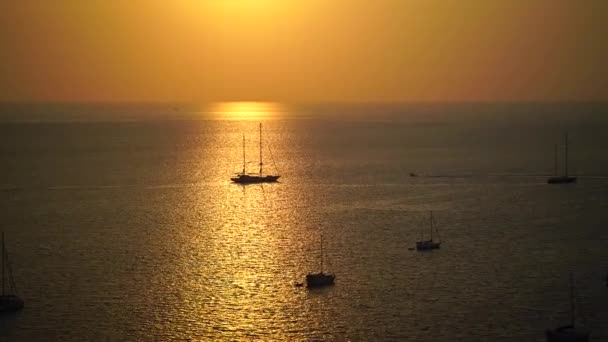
{"left": 570, "top": 273, "right": 575, "bottom": 327}
{"left": 564, "top": 133, "right": 569, "bottom": 177}
{"left": 420, "top": 222, "right": 424, "bottom": 241}
{"left": 242, "top": 134, "right": 246, "bottom": 174}
{"left": 320, "top": 234, "right": 324, "bottom": 273}
{"left": 430, "top": 211, "right": 433, "bottom": 241}
{"left": 554, "top": 144, "right": 558, "bottom": 176}
{"left": 259, "top": 123, "right": 263, "bottom": 175}
{"left": 2, "top": 232, "right": 4, "bottom": 296}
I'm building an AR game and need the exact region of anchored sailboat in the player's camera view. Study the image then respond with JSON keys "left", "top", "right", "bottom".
{"left": 306, "top": 234, "right": 335, "bottom": 288}
{"left": 545, "top": 273, "right": 589, "bottom": 342}
{"left": 416, "top": 211, "right": 441, "bottom": 251}
{"left": 0, "top": 232, "right": 24, "bottom": 313}
{"left": 231, "top": 123, "right": 280, "bottom": 184}
{"left": 548, "top": 133, "right": 577, "bottom": 184}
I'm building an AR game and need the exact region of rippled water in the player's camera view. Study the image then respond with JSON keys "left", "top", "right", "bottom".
{"left": 1, "top": 102, "right": 608, "bottom": 341}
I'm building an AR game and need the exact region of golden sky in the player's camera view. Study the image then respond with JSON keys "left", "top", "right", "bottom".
{"left": 0, "top": 0, "right": 606, "bottom": 102}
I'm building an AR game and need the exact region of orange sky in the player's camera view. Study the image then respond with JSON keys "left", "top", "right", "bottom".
{"left": 0, "top": 0, "right": 606, "bottom": 102}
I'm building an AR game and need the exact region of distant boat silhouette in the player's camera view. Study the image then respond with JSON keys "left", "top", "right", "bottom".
{"left": 547, "top": 133, "right": 576, "bottom": 184}
{"left": 306, "top": 234, "right": 335, "bottom": 288}
{"left": 0, "top": 232, "right": 24, "bottom": 313}
{"left": 416, "top": 211, "right": 441, "bottom": 251}
{"left": 545, "top": 273, "right": 589, "bottom": 341}
{"left": 231, "top": 123, "right": 280, "bottom": 184}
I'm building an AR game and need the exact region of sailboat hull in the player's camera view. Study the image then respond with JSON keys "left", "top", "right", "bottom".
{"left": 306, "top": 272, "right": 335, "bottom": 288}
{"left": 416, "top": 240, "right": 441, "bottom": 251}
{"left": 547, "top": 176, "right": 577, "bottom": 184}
{"left": 546, "top": 326, "right": 589, "bottom": 342}
{"left": 231, "top": 174, "right": 280, "bottom": 184}
{"left": 0, "top": 294, "right": 24, "bottom": 313}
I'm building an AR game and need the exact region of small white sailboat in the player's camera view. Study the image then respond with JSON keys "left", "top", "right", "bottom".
{"left": 545, "top": 274, "right": 589, "bottom": 342}
{"left": 0, "top": 232, "right": 24, "bottom": 313}
{"left": 306, "top": 234, "right": 335, "bottom": 288}
{"left": 416, "top": 211, "right": 441, "bottom": 251}
{"left": 547, "top": 133, "right": 576, "bottom": 184}
{"left": 231, "top": 123, "right": 280, "bottom": 184}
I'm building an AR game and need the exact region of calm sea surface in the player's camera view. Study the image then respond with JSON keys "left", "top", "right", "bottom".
{"left": 1, "top": 102, "right": 607, "bottom": 341}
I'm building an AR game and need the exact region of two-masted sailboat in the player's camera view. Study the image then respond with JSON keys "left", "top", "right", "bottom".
{"left": 231, "top": 123, "right": 281, "bottom": 184}
{"left": 416, "top": 211, "right": 441, "bottom": 251}
{"left": 0, "top": 232, "right": 24, "bottom": 313}
{"left": 306, "top": 234, "right": 335, "bottom": 288}
{"left": 547, "top": 133, "right": 576, "bottom": 184}
{"left": 545, "top": 274, "right": 589, "bottom": 342}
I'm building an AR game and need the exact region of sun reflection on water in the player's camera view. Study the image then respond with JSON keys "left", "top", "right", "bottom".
{"left": 183, "top": 182, "right": 319, "bottom": 339}
{"left": 152, "top": 108, "right": 332, "bottom": 339}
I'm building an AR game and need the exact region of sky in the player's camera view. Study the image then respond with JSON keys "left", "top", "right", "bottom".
{"left": 0, "top": 0, "right": 606, "bottom": 103}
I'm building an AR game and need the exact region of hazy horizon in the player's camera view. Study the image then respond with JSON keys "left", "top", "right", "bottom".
{"left": 1, "top": 99, "right": 608, "bottom": 106}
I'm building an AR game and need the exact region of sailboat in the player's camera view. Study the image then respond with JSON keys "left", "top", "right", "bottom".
{"left": 231, "top": 123, "right": 281, "bottom": 184}
{"left": 547, "top": 133, "right": 577, "bottom": 184}
{"left": 545, "top": 274, "right": 589, "bottom": 342}
{"left": 306, "top": 234, "right": 335, "bottom": 288}
{"left": 0, "top": 232, "right": 24, "bottom": 313}
{"left": 416, "top": 211, "right": 441, "bottom": 251}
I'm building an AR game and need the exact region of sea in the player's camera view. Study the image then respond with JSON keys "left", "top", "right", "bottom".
{"left": 0, "top": 102, "right": 607, "bottom": 341}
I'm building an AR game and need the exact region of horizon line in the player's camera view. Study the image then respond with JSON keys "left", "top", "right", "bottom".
{"left": 1, "top": 100, "right": 608, "bottom": 106}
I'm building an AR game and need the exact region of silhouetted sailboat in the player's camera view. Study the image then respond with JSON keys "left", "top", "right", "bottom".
{"left": 416, "top": 211, "right": 441, "bottom": 251}
{"left": 231, "top": 123, "right": 280, "bottom": 184}
{"left": 0, "top": 232, "right": 24, "bottom": 313}
{"left": 306, "top": 234, "right": 335, "bottom": 288}
{"left": 548, "top": 133, "right": 576, "bottom": 184}
{"left": 545, "top": 274, "right": 589, "bottom": 341}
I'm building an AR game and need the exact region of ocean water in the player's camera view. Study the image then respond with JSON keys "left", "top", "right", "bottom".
{"left": 1, "top": 102, "right": 607, "bottom": 341}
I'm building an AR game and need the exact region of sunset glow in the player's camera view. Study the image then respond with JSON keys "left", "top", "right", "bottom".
{"left": 0, "top": 0, "right": 606, "bottom": 102}
{"left": 209, "top": 102, "right": 284, "bottom": 120}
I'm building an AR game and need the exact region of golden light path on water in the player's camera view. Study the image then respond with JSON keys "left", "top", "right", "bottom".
{"left": 150, "top": 102, "right": 334, "bottom": 339}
